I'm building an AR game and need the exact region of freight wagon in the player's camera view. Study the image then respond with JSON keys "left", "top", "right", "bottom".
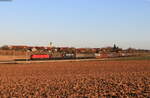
{"left": 75, "top": 53, "right": 95, "bottom": 59}
{"left": 51, "top": 53, "right": 64, "bottom": 60}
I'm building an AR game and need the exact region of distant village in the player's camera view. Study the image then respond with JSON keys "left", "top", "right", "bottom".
{"left": 0, "top": 43, "right": 149, "bottom": 58}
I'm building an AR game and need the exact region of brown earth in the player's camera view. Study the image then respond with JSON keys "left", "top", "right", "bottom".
{"left": 0, "top": 60, "right": 150, "bottom": 97}
{"left": 0, "top": 55, "right": 28, "bottom": 61}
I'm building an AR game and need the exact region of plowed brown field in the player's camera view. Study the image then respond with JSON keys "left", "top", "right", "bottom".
{"left": 0, "top": 60, "right": 150, "bottom": 98}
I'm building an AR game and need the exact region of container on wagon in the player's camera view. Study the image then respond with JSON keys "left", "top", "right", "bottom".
{"left": 95, "top": 53, "right": 101, "bottom": 59}
{"left": 64, "top": 53, "right": 75, "bottom": 59}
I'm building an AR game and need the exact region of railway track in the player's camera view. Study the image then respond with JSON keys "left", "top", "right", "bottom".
{"left": 0, "top": 58, "right": 106, "bottom": 64}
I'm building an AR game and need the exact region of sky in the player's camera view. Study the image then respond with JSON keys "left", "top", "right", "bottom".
{"left": 0, "top": 0, "right": 150, "bottom": 49}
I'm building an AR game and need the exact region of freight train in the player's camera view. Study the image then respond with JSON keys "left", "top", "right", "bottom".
{"left": 30, "top": 53, "right": 96, "bottom": 60}
{"left": 30, "top": 52, "right": 135, "bottom": 60}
